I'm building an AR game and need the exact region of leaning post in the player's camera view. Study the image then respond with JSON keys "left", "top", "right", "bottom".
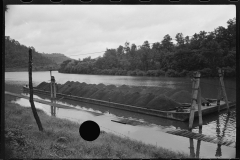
{"left": 29, "top": 48, "right": 43, "bottom": 131}
{"left": 218, "top": 68, "right": 229, "bottom": 111}
{"left": 217, "top": 81, "right": 222, "bottom": 111}
{"left": 197, "top": 87, "right": 203, "bottom": 129}
{"left": 189, "top": 71, "right": 201, "bottom": 130}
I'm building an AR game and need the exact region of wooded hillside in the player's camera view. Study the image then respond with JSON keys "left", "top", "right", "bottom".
{"left": 41, "top": 53, "right": 72, "bottom": 65}
{"left": 59, "top": 18, "right": 236, "bottom": 77}
{"left": 5, "top": 37, "right": 58, "bottom": 71}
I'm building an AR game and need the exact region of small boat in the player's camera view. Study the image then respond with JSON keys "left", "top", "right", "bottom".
{"left": 22, "top": 86, "right": 236, "bottom": 121}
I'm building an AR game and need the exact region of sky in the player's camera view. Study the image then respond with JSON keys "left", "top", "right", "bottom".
{"left": 5, "top": 5, "right": 235, "bottom": 60}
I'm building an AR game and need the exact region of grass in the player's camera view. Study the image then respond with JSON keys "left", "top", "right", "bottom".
{"left": 4, "top": 100, "right": 189, "bottom": 159}
{"left": 4, "top": 82, "right": 189, "bottom": 158}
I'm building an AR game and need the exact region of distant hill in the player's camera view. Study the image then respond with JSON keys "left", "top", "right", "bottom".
{"left": 41, "top": 53, "right": 72, "bottom": 65}
{"left": 5, "top": 36, "right": 58, "bottom": 71}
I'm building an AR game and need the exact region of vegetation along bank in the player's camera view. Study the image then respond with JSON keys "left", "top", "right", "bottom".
{"left": 59, "top": 18, "right": 236, "bottom": 78}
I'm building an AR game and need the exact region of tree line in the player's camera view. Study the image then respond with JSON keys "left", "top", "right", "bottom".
{"left": 58, "top": 18, "right": 236, "bottom": 77}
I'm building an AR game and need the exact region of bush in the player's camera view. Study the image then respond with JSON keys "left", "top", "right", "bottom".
{"left": 178, "top": 70, "right": 188, "bottom": 77}
{"left": 127, "top": 70, "right": 137, "bottom": 76}
{"left": 115, "top": 69, "right": 128, "bottom": 76}
{"left": 136, "top": 70, "right": 147, "bottom": 76}
{"left": 199, "top": 68, "right": 212, "bottom": 77}
{"left": 147, "top": 70, "right": 157, "bottom": 76}
{"left": 222, "top": 66, "right": 236, "bottom": 77}
{"left": 157, "top": 70, "right": 166, "bottom": 76}
{"left": 166, "top": 69, "right": 179, "bottom": 77}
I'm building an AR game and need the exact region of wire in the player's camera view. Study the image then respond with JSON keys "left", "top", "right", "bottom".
{"left": 70, "top": 51, "right": 106, "bottom": 56}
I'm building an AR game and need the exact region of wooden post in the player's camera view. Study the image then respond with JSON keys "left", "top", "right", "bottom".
{"left": 189, "top": 138, "right": 195, "bottom": 158}
{"left": 215, "top": 112, "right": 222, "bottom": 157}
{"left": 196, "top": 127, "right": 202, "bottom": 158}
{"left": 50, "top": 76, "right": 56, "bottom": 99}
{"left": 218, "top": 68, "right": 229, "bottom": 110}
{"left": 189, "top": 71, "right": 201, "bottom": 130}
{"left": 197, "top": 87, "right": 203, "bottom": 129}
{"left": 50, "top": 76, "right": 57, "bottom": 116}
{"left": 28, "top": 48, "right": 43, "bottom": 131}
{"left": 217, "top": 81, "right": 222, "bottom": 112}
{"left": 196, "top": 140, "right": 201, "bottom": 158}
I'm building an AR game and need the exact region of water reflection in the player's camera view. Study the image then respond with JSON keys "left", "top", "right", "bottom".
{"left": 215, "top": 111, "right": 231, "bottom": 157}
{"left": 189, "top": 109, "right": 233, "bottom": 158}
{"left": 51, "top": 99, "right": 56, "bottom": 117}
{"left": 189, "top": 128, "right": 202, "bottom": 158}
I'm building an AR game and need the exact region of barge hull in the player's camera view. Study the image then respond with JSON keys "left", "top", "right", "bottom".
{"left": 22, "top": 86, "right": 236, "bottom": 121}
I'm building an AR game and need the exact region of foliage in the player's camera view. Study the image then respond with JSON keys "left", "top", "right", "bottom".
{"left": 57, "top": 18, "right": 236, "bottom": 78}
{"left": 41, "top": 53, "right": 72, "bottom": 65}
{"left": 5, "top": 36, "right": 58, "bottom": 70}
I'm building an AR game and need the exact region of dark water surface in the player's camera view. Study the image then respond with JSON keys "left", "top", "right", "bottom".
{"left": 5, "top": 71, "right": 236, "bottom": 158}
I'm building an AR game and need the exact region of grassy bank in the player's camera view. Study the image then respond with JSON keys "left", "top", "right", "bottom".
{"left": 5, "top": 101, "right": 189, "bottom": 159}
{"left": 5, "top": 99, "right": 189, "bottom": 158}
{"left": 5, "top": 82, "right": 189, "bottom": 158}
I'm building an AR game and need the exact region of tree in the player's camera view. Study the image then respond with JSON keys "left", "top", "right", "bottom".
{"left": 117, "top": 45, "right": 124, "bottom": 57}
{"left": 161, "top": 34, "right": 174, "bottom": 52}
{"left": 175, "top": 33, "right": 185, "bottom": 47}
{"left": 226, "top": 18, "right": 236, "bottom": 50}
{"left": 124, "top": 42, "right": 130, "bottom": 54}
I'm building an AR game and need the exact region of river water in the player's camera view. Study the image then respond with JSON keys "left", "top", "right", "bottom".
{"left": 5, "top": 71, "right": 236, "bottom": 158}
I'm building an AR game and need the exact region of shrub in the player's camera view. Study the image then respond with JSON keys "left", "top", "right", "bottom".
{"left": 199, "top": 68, "right": 212, "bottom": 77}
{"left": 222, "top": 66, "right": 236, "bottom": 77}
{"left": 157, "top": 70, "right": 166, "bottom": 76}
{"left": 166, "top": 69, "right": 179, "bottom": 77}
{"left": 178, "top": 70, "right": 188, "bottom": 77}
{"left": 136, "top": 70, "right": 147, "bottom": 76}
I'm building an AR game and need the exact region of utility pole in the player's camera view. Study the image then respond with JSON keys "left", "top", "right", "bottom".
{"left": 29, "top": 48, "right": 43, "bottom": 131}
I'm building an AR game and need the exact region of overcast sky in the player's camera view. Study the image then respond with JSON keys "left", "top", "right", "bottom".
{"left": 5, "top": 5, "right": 235, "bottom": 60}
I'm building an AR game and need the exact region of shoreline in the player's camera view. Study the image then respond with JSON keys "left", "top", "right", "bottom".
{"left": 5, "top": 68, "right": 58, "bottom": 72}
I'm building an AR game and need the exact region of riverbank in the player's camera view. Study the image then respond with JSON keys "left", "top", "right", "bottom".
{"left": 5, "top": 100, "right": 189, "bottom": 158}
{"left": 58, "top": 67, "right": 236, "bottom": 78}
{"left": 4, "top": 82, "right": 189, "bottom": 158}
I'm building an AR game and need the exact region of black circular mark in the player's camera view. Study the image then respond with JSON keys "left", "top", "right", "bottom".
{"left": 79, "top": 120, "right": 100, "bottom": 141}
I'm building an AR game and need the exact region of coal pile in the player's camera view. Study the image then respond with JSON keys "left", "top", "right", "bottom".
{"left": 36, "top": 81, "right": 194, "bottom": 111}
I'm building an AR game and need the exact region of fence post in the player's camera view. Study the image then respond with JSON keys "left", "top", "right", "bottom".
{"left": 28, "top": 48, "right": 43, "bottom": 131}
{"left": 218, "top": 68, "right": 229, "bottom": 111}
{"left": 189, "top": 71, "right": 201, "bottom": 130}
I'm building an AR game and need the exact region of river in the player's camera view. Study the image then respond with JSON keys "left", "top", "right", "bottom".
{"left": 5, "top": 71, "right": 236, "bottom": 158}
